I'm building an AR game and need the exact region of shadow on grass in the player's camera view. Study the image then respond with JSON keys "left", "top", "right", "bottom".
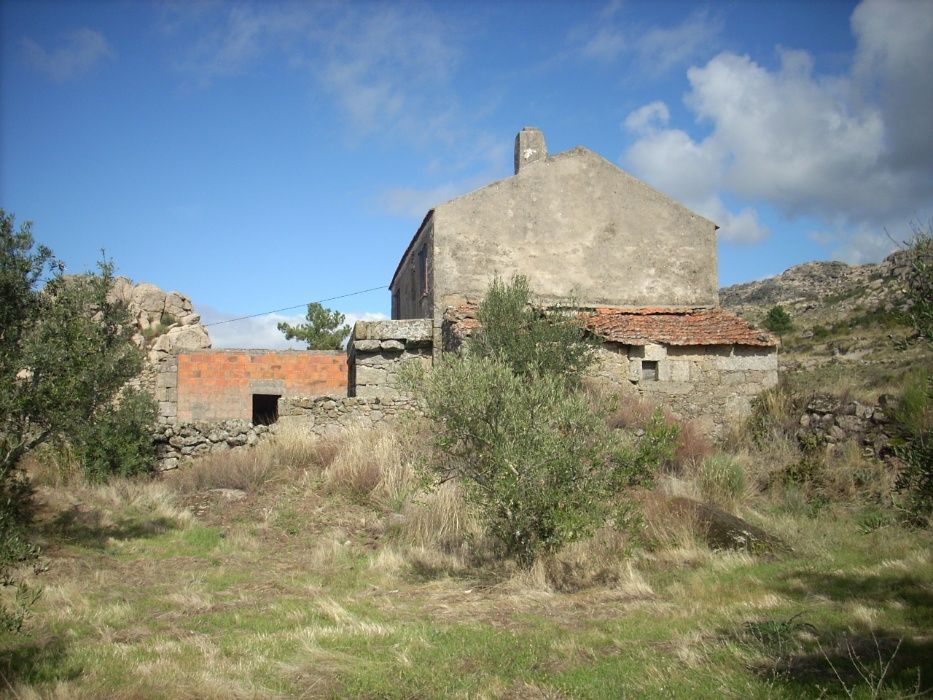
{"left": 766, "top": 629, "right": 931, "bottom": 696}
{"left": 41, "top": 505, "right": 178, "bottom": 549}
{"left": 0, "top": 635, "right": 81, "bottom": 689}
{"left": 733, "top": 566, "right": 933, "bottom": 696}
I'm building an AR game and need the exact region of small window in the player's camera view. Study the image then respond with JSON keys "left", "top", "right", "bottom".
{"left": 417, "top": 245, "right": 427, "bottom": 295}
{"left": 641, "top": 360, "right": 658, "bottom": 382}
{"left": 252, "top": 394, "right": 280, "bottom": 425}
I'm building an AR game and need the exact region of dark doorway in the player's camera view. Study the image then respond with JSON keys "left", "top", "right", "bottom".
{"left": 252, "top": 394, "right": 280, "bottom": 425}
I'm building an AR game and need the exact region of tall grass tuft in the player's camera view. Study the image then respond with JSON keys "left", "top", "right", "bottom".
{"left": 323, "top": 425, "right": 416, "bottom": 509}
{"left": 696, "top": 454, "right": 747, "bottom": 511}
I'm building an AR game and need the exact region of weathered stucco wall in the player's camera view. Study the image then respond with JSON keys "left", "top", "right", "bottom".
{"left": 593, "top": 342, "right": 778, "bottom": 437}
{"left": 348, "top": 319, "right": 433, "bottom": 398}
{"left": 174, "top": 350, "right": 347, "bottom": 422}
{"left": 431, "top": 147, "right": 718, "bottom": 318}
{"left": 391, "top": 217, "right": 434, "bottom": 320}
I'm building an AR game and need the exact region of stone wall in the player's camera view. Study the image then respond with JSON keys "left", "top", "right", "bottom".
{"left": 278, "top": 395, "right": 421, "bottom": 437}
{"left": 348, "top": 319, "right": 433, "bottom": 397}
{"left": 797, "top": 395, "right": 895, "bottom": 456}
{"left": 594, "top": 342, "right": 779, "bottom": 437}
{"left": 153, "top": 420, "right": 273, "bottom": 471}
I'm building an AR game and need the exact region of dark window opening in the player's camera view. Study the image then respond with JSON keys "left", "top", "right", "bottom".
{"left": 417, "top": 245, "right": 427, "bottom": 295}
{"left": 641, "top": 360, "right": 658, "bottom": 382}
{"left": 252, "top": 394, "right": 280, "bottom": 425}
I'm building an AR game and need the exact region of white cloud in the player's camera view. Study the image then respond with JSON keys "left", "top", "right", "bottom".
{"left": 199, "top": 306, "right": 387, "bottom": 349}
{"left": 633, "top": 11, "right": 723, "bottom": 76}
{"left": 22, "top": 28, "right": 113, "bottom": 82}
{"left": 622, "top": 0, "right": 933, "bottom": 256}
{"left": 623, "top": 101, "right": 669, "bottom": 134}
{"left": 574, "top": 6, "right": 721, "bottom": 75}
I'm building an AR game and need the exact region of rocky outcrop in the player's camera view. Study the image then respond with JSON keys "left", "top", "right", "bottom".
{"left": 110, "top": 277, "right": 211, "bottom": 410}
{"left": 108, "top": 277, "right": 211, "bottom": 363}
{"left": 720, "top": 249, "right": 913, "bottom": 319}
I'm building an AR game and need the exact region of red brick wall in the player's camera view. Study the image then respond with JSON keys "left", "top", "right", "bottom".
{"left": 176, "top": 350, "right": 347, "bottom": 422}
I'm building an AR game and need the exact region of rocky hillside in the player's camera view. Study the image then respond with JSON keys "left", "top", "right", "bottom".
{"left": 720, "top": 249, "right": 912, "bottom": 322}
{"left": 720, "top": 247, "right": 928, "bottom": 403}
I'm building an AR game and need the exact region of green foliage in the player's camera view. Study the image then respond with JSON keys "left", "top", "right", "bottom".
{"left": 903, "top": 223, "right": 933, "bottom": 342}
{"left": 76, "top": 388, "right": 158, "bottom": 482}
{"left": 418, "top": 353, "right": 648, "bottom": 564}
{"left": 277, "top": 302, "right": 350, "bottom": 350}
{"left": 891, "top": 372, "right": 932, "bottom": 524}
{"left": 473, "top": 276, "right": 597, "bottom": 387}
{"left": 412, "top": 277, "right": 674, "bottom": 565}
{"left": 0, "top": 473, "right": 41, "bottom": 633}
{"left": 763, "top": 305, "right": 793, "bottom": 335}
{"left": 1, "top": 210, "right": 147, "bottom": 628}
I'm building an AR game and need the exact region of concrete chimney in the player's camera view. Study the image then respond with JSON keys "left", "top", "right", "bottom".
{"left": 514, "top": 127, "right": 547, "bottom": 175}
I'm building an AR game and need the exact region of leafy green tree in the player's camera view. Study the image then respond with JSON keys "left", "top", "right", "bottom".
{"left": 763, "top": 305, "right": 793, "bottom": 335}
{"left": 410, "top": 276, "right": 673, "bottom": 565}
{"left": 277, "top": 302, "right": 350, "bottom": 350}
{"left": 1, "top": 210, "right": 153, "bottom": 628}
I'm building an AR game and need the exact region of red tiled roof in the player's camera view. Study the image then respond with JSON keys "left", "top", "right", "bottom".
{"left": 582, "top": 307, "right": 777, "bottom": 347}
{"left": 445, "top": 303, "right": 777, "bottom": 348}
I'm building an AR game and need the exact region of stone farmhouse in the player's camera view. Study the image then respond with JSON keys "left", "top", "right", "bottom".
{"left": 351, "top": 128, "right": 778, "bottom": 435}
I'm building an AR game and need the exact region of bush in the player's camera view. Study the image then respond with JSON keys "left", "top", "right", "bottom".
{"left": 473, "top": 275, "right": 597, "bottom": 387}
{"left": 413, "top": 278, "right": 674, "bottom": 565}
{"left": 75, "top": 389, "right": 158, "bottom": 482}
{"left": 763, "top": 305, "right": 793, "bottom": 335}
{"left": 902, "top": 223, "right": 932, "bottom": 342}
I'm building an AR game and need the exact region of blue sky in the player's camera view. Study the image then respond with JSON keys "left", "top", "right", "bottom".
{"left": 3, "top": 0, "right": 931, "bottom": 348}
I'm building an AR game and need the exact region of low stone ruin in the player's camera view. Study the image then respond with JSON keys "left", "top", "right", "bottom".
{"left": 796, "top": 394, "right": 896, "bottom": 457}
{"left": 154, "top": 420, "right": 273, "bottom": 471}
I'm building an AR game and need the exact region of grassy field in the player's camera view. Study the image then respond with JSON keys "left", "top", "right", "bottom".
{"left": 2, "top": 417, "right": 930, "bottom": 699}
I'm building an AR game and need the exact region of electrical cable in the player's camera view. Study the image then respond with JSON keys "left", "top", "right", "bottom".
{"left": 202, "top": 285, "right": 386, "bottom": 327}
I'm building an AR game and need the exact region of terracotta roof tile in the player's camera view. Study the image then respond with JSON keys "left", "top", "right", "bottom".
{"left": 444, "top": 304, "right": 776, "bottom": 348}
{"left": 582, "top": 307, "right": 778, "bottom": 347}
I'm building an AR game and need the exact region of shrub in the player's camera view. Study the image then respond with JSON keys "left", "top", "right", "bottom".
{"left": 902, "top": 223, "right": 932, "bottom": 342}
{"left": 473, "top": 275, "right": 597, "bottom": 387}
{"left": 764, "top": 305, "right": 793, "bottom": 335}
{"left": 75, "top": 389, "right": 158, "bottom": 482}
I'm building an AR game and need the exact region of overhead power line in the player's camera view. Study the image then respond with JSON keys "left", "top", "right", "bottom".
{"left": 202, "top": 285, "right": 386, "bottom": 327}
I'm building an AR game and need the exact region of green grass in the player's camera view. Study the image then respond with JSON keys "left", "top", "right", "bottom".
{"left": 1, "top": 471, "right": 929, "bottom": 699}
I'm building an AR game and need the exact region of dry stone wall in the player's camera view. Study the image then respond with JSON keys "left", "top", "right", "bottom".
{"left": 154, "top": 420, "right": 273, "bottom": 471}
{"left": 278, "top": 395, "right": 421, "bottom": 437}
{"left": 796, "top": 395, "right": 895, "bottom": 457}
